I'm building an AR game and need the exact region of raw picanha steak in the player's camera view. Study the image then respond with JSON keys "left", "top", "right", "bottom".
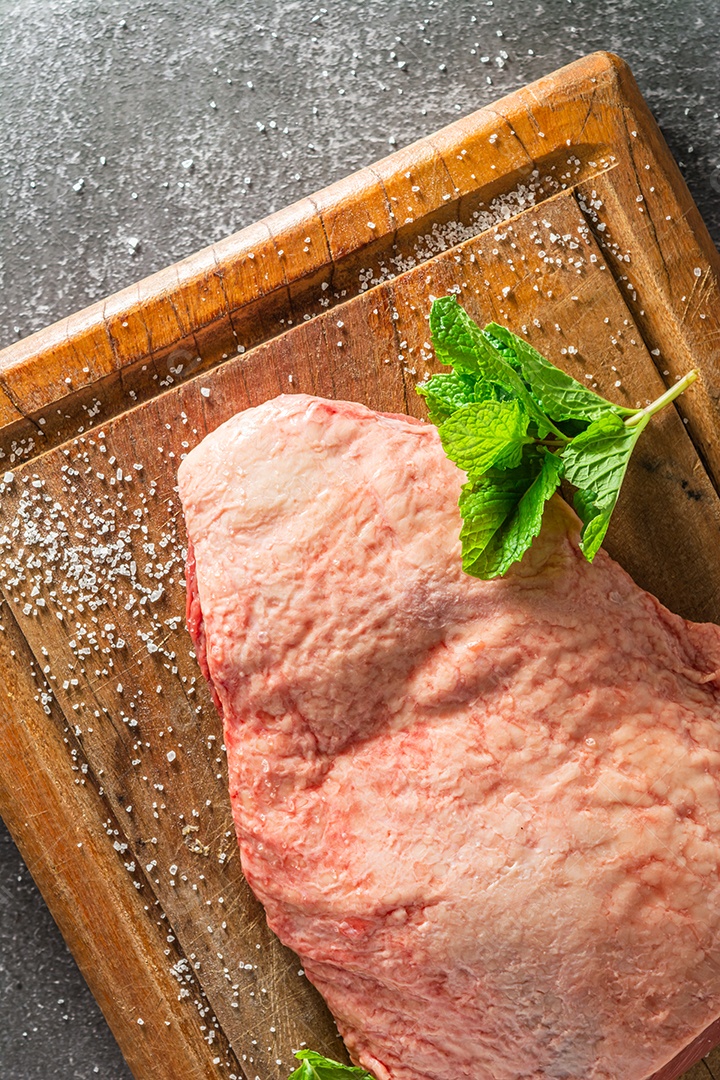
{"left": 178, "top": 393, "right": 720, "bottom": 1080}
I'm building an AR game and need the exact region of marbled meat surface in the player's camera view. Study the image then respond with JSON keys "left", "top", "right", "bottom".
{"left": 178, "top": 394, "right": 720, "bottom": 1080}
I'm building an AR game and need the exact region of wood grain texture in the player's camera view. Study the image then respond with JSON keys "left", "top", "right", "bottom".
{"left": 0, "top": 606, "right": 241, "bottom": 1080}
{"left": 0, "top": 51, "right": 719, "bottom": 1080}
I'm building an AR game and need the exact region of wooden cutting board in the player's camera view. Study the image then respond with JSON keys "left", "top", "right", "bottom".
{"left": 1, "top": 51, "right": 719, "bottom": 1080}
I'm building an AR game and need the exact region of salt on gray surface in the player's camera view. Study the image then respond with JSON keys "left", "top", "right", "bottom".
{"left": 0, "top": 828, "right": 134, "bottom": 1079}
{"left": 1, "top": 0, "right": 719, "bottom": 351}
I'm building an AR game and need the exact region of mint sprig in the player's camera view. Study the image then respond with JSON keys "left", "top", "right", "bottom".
{"left": 417, "top": 295, "right": 697, "bottom": 578}
{"left": 287, "top": 1050, "right": 375, "bottom": 1080}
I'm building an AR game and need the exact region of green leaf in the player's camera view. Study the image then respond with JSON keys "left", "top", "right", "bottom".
{"left": 428, "top": 294, "right": 490, "bottom": 376}
{"left": 573, "top": 501, "right": 613, "bottom": 562}
{"left": 560, "top": 412, "right": 648, "bottom": 559}
{"left": 461, "top": 450, "right": 564, "bottom": 579}
{"left": 561, "top": 412, "right": 642, "bottom": 492}
{"left": 419, "top": 298, "right": 697, "bottom": 578}
{"left": 484, "top": 322, "right": 639, "bottom": 423}
{"left": 287, "top": 1050, "right": 374, "bottom": 1080}
{"left": 439, "top": 400, "right": 532, "bottom": 478}
{"left": 416, "top": 370, "right": 476, "bottom": 424}
{"left": 429, "top": 296, "right": 564, "bottom": 439}
{"left": 473, "top": 379, "right": 512, "bottom": 404}
{"left": 458, "top": 455, "right": 541, "bottom": 570}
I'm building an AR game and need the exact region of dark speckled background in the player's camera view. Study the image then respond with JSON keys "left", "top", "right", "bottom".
{"left": 0, "top": 1, "right": 718, "bottom": 1075}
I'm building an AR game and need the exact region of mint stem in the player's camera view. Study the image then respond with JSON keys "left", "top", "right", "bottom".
{"left": 624, "top": 369, "right": 698, "bottom": 427}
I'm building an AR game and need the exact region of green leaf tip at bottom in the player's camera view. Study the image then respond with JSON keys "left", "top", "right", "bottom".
{"left": 417, "top": 295, "right": 698, "bottom": 579}
{"left": 287, "top": 1049, "right": 375, "bottom": 1080}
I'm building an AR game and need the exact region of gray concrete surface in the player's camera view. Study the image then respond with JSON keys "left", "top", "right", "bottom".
{"left": 0, "top": 0, "right": 718, "bottom": 1076}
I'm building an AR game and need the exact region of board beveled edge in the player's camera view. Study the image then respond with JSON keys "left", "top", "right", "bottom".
{"left": 0, "top": 51, "right": 626, "bottom": 453}
{"left": 572, "top": 57, "right": 720, "bottom": 496}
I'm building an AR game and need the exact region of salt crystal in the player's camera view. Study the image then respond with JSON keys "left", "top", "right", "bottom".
{"left": 200, "top": 387, "right": 211, "bottom": 398}
{"left": 167, "top": 750, "right": 177, "bottom": 762}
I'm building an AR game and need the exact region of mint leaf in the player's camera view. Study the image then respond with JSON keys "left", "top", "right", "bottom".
{"left": 484, "top": 323, "right": 638, "bottom": 424}
{"left": 458, "top": 453, "right": 544, "bottom": 571}
{"left": 573, "top": 499, "right": 613, "bottom": 562}
{"left": 418, "top": 298, "right": 698, "bottom": 578}
{"left": 416, "top": 369, "right": 514, "bottom": 427}
{"left": 462, "top": 450, "right": 563, "bottom": 578}
{"left": 561, "top": 412, "right": 648, "bottom": 559}
{"left": 429, "top": 296, "right": 564, "bottom": 439}
{"left": 472, "top": 380, "right": 513, "bottom": 403}
{"left": 416, "top": 370, "right": 476, "bottom": 424}
{"left": 287, "top": 1050, "right": 374, "bottom": 1080}
{"left": 439, "top": 400, "right": 531, "bottom": 477}
{"left": 428, "top": 294, "right": 490, "bottom": 376}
